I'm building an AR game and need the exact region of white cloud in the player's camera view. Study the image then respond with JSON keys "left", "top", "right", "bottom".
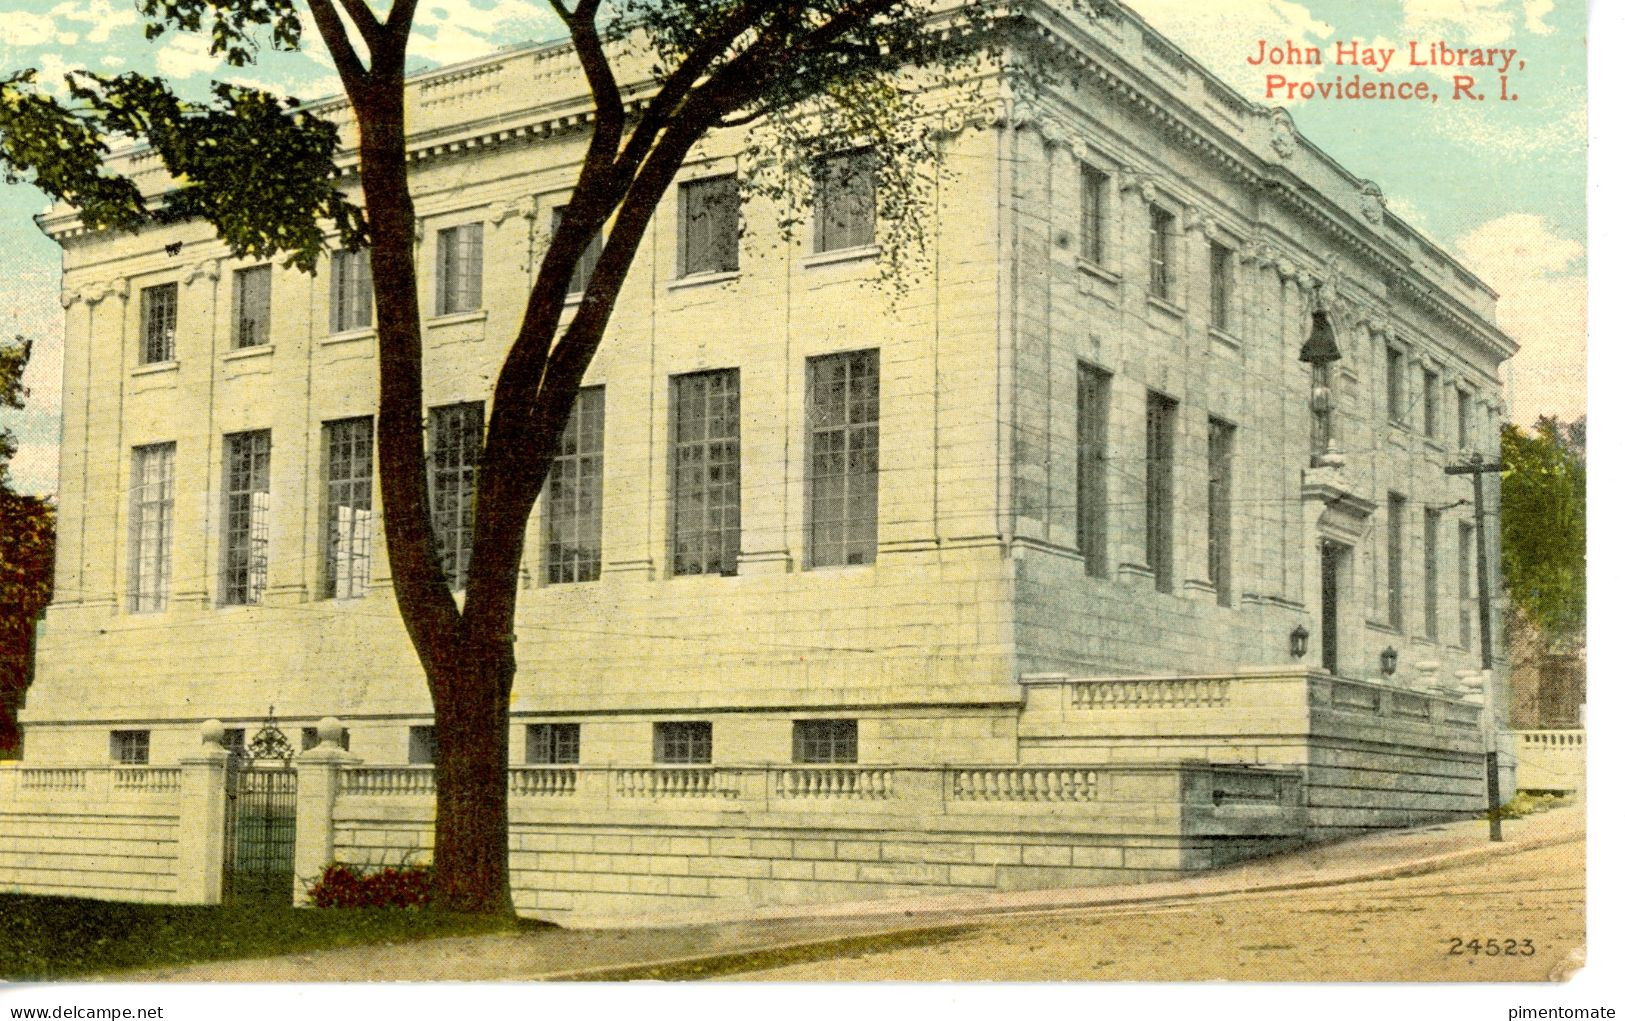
{"left": 0, "top": 12, "right": 58, "bottom": 48}
{"left": 1523, "top": 0, "right": 1556, "bottom": 35}
{"left": 1454, "top": 214, "right": 1585, "bottom": 423}
{"left": 1402, "top": 0, "right": 1518, "bottom": 46}
{"left": 406, "top": 0, "right": 559, "bottom": 66}
{"left": 50, "top": 0, "right": 139, "bottom": 44}
{"left": 154, "top": 32, "right": 221, "bottom": 79}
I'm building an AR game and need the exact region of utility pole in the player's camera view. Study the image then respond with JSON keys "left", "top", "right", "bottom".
{"left": 1445, "top": 452, "right": 1504, "bottom": 841}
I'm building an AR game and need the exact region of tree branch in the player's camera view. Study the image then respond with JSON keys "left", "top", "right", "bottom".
{"left": 305, "top": 0, "right": 370, "bottom": 91}
{"left": 335, "top": 0, "right": 385, "bottom": 51}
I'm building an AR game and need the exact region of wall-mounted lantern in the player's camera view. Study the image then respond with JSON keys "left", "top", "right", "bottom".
{"left": 1289, "top": 625, "right": 1310, "bottom": 659}
{"left": 1380, "top": 646, "right": 1399, "bottom": 676}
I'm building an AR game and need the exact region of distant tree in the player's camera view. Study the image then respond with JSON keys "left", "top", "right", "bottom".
{"left": 1500, "top": 416, "right": 1585, "bottom": 639}
{"left": 0, "top": 336, "right": 55, "bottom": 757}
{"left": 0, "top": 0, "right": 1029, "bottom": 911}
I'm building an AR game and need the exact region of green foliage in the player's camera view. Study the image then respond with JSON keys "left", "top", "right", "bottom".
{"left": 136, "top": 0, "right": 302, "bottom": 66}
{"left": 1500, "top": 417, "right": 1585, "bottom": 638}
{"left": 0, "top": 336, "right": 54, "bottom": 757}
{"left": 0, "top": 892, "right": 519, "bottom": 979}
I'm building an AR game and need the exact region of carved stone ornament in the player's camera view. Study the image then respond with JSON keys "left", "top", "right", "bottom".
{"left": 82, "top": 280, "right": 128, "bottom": 306}
{"left": 489, "top": 198, "right": 532, "bottom": 227}
{"left": 1358, "top": 180, "right": 1387, "bottom": 225}
{"left": 183, "top": 259, "right": 221, "bottom": 286}
{"left": 1119, "top": 170, "right": 1157, "bottom": 204}
{"left": 1269, "top": 108, "right": 1298, "bottom": 160}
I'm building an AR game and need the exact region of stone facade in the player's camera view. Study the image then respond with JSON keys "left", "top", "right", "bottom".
{"left": 11, "top": 2, "right": 1516, "bottom": 917}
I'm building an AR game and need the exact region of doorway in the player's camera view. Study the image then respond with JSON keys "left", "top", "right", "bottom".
{"left": 1319, "top": 541, "right": 1346, "bottom": 676}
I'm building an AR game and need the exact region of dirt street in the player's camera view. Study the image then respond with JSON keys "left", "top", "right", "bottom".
{"left": 725, "top": 835, "right": 1584, "bottom": 982}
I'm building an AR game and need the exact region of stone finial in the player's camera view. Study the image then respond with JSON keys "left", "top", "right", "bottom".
{"left": 200, "top": 719, "right": 226, "bottom": 747}
{"left": 315, "top": 716, "right": 346, "bottom": 749}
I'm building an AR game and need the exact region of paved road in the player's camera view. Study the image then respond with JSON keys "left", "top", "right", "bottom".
{"left": 109, "top": 802, "right": 1583, "bottom": 982}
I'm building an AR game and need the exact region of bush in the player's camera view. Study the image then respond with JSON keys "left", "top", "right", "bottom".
{"left": 308, "top": 862, "right": 434, "bottom": 909}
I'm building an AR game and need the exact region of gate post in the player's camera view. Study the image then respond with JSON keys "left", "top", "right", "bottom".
{"left": 176, "top": 720, "right": 231, "bottom": 905}
{"left": 293, "top": 717, "right": 357, "bottom": 906}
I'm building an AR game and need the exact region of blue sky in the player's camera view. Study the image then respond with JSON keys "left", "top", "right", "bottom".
{"left": 0, "top": 0, "right": 1589, "bottom": 497}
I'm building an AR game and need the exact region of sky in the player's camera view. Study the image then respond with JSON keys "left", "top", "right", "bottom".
{"left": 0, "top": 0, "right": 1589, "bottom": 498}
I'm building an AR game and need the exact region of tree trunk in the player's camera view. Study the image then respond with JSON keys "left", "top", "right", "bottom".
{"left": 428, "top": 626, "right": 516, "bottom": 914}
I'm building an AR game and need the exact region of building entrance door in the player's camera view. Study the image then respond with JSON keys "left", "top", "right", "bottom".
{"left": 222, "top": 714, "right": 298, "bottom": 904}
{"left": 1320, "top": 542, "right": 1343, "bottom": 676}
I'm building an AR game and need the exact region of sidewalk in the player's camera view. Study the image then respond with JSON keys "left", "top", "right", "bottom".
{"left": 105, "top": 802, "right": 1583, "bottom": 982}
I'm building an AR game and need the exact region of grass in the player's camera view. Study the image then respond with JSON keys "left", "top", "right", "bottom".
{"left": 1484, "top": 791, "right": 1574, "bottom": 822}
{"left": 0, "top": 892, "right": 535, "bottom": 981}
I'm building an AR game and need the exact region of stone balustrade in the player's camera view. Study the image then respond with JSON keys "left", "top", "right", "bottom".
{"left": 951, "top": 766, "right": 1098, "bottom": 802}
{"left": 1513, "top": 729, "right": 1584, "bottom": 792}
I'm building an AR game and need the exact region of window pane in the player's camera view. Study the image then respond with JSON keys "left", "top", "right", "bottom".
{"left": 330, "top": 249, "right": 373, "bottom": 333}
{"left": 324, "top": 417, "right": 374, "bottom": 599}
{"left": 1077, "top": 364, "right": 1111, "bottom": 578}
{"left": 813, "top": 150, "right": 876, "bottom": 253}
{"left": 1387, "top": 493, "right": 1406, "bottom": 629}
{"left": 671, "top": 370, "right": 740, "bottom": 576}
{"left": 232, "top": 266, "right": 272, "bottom": 349}
{"left": 793, "top": 719, "right": 857, "bottom": 763}
{"left": 654, "top": 721, "right": 711, "bottom": 764}
{"left": 1080, "top": 165, "right": 1107, "bottom": 265}
{"left": 1145, "top": 392, "right": 1177, "bottom": 593}
{"left": 129, "top": 443, "right": 175, "bottom": 612}
{"left": 429, "top": 403, "right": 482, "bottom": 591}
{"left": 681, "top": 176, "right": 740, "bottom": 275}
{"left": 437, "top": 224, "right": 484, "bottom": 314}
{"left": 550, "top": 207, "right": 602, "bottom": 294}
{"left": 1207, "top": 418, "right": 1234, "bottom": 606}
{"left": 807, "top": 350, "right": 879, "bottom": 568}
{"left": 222, "top": 430, "right": 271, "bottom": 606}
{"left": 546, "top": 389, "right": 604, "bottom": 584}
{"left": 140, "top": 284, "right": 177, "bottom": 364}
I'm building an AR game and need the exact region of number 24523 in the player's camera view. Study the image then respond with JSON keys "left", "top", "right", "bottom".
{"left": 1447, "top": 938, "right": 1536, "bottom": 956}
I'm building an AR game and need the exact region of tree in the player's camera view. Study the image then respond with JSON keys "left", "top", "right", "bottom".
{"left": 1500, "top": 416, "right": 1586, "bottom": 640}
{"left": 0, "top": 336, "right": 55, "bottom": 758}
{"left": 0, "top": 0, "right": 1011, "bottom": 912}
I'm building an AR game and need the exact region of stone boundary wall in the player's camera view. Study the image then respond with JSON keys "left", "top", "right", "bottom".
{"left": 1018, "top": 671, "right": 1490, "bottom": 841}
{"left": 328, "top": 762, "right": 1306, "bottom": 920}
{"left": 0, "top": 767, "right": 183, "bottom": 902}
{"left": 1513, "top": 730, "right": 1584, "bottom": 792}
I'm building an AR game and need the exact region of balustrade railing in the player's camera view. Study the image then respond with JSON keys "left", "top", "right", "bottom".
{"left": 19, "top": 768, "right": 87, "bottom": 792}
{"left": 951, "top": 767, "right": 1099, "bottom": 802}
{"left": 1073, "top": 678, "right": 1230, "bottom": 710}
{"left": 342, "top": 767, "right": 437, "bottom": 796}
{"left": 510, "top": 767, "right": 577, "bottom": 797}
{"left": 613, "top": 767, "right": 737, "bottom": 799}
{"left": 112, "top": 768, "right": 181, "bottom": 792}
{"left": 773, "top": 767, "right": 894, "bottom": 800}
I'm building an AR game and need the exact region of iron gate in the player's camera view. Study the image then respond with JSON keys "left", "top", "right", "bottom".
{"left": 223, "top": 712, "right": 298, "bottom": 904}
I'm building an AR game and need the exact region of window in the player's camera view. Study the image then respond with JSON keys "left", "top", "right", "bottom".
{"left": 1457, "top": 388, "right": 1472, "bottom": 450}
{"left": 1148, "top": 205, "right": 1176, "bottom": 301}
{"left": 1145, "top": 392, "right": 1177, "bottom": 594}
{"left": 793, "top": 719, "right": 857, "bottom": 764}
{"left": 222, "top": 430, "right": 271, "bottom": 606}
{"left": 807, "top": 350, "right": 879, "bottom": 568}
{"left": 653, "top": 721, "right": 711, "bottom": 764}
{"left": 671, "top": 369, "right": 740, "bottom": 576}
{"left": 407, "top": 725, "right": 437, "bottom": 765}
{"left": 525, "top": 723, "right": 580, "bottom": 765}
{"left": 1207, "top": 418, "right": 1235, "bottom": 606}
{"left": 1423, "top": 507, "right": 1440, "bottom": 639}
{"left": 1080, "top": 164, "right": 1108, "bottom": 266}
{"left": 1459, "top": 521, "right": 1475, "bottom": 648}
{"left": 140, "top": 283, "right": 177, "bottom": 364}
{"left": 111, "top": 730, "right": 150, "bottom": 765}
{"left": 545, "top": 388, "right": 604, "bottom": 584}
{"left": 435, "top": 223, "right": 483, "bottom": 315}
{"left": 1209, "top": 242, "right": 1232, "bottom": 332}
{"left": 429, "top": 403, "right": 483, "bottom": 591}
{"left": 323, "top": 417, "right": 374, "bottom": 599}
{"left": 232, "top": 265, "right": 272, "bottom": 349}
{"left": 330, "top": 248, "right": 372, "bottom": 333}
{"left": 680, "top": 175, "right": 740, "bottom": 276}
{"left": 1076, "top": 363, "right": 1111, "bottom": 578}
{"left": 812, "top": 149, "right": 876, "bottom": 253}
{"left": 550, "top": 207, "right": 602, "bottom": 295}
{"left": 1422, "top": 367, "right": 1440, "bottom": 439}
{"left": 128, "top": 442, "right": 175, "bottom": 612}
{"left": 300, "top": 726, "right": 351, "bottom": 752}
{"left": 1386, "top": 493, "right": 1406, "bottom": 630}
{"left": 1386, "top": 346, "right": 1407, "bottom": 423}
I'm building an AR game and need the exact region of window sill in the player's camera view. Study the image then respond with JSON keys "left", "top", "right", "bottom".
{"left": 1365, "top": 618, "right": 1402, "bottom": 635}
{"left": 803, "top": 244, "right": 879, "bottom": 269}
{"left": 1077, "top": 259, "right": 1119, "bottom": 285}
{"left": 132, "top": 360, "right": 179, "bottom": 377}
{"left": 223, "top": 343, "right": 273, "bottom": 363}
{"left": 1422, "top": 436, "right": 1446, "bottom": 453}
{"left": 322, "top": 327, "right": 375, "bottom": 346}
{"left": 427, "top": 309, "right": 488, "bottom": 327}
{"left": 1208, "top": 326, "right": 1242, "bottom": 352}
{"left": 1147, "top": 294, "right": 1184, "bottom": 318}
{"left": 802, "top": 560, "right": 876, "bottom": 574}
{"left": 668, "top": 269, "right": 741, "bottom": 291}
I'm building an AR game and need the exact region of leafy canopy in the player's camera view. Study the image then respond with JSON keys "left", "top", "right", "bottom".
{"left": 1500, "top": 417, "right": 1586, "bottom": 638}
